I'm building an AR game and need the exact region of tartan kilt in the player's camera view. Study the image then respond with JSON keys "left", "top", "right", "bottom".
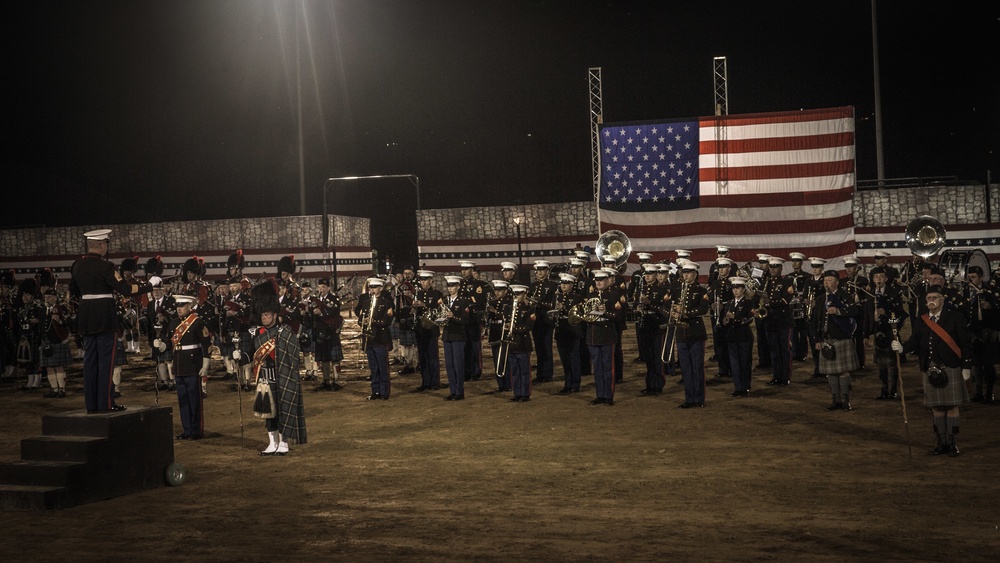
{"left": 923, "top": 366, "right": 970, "bottom": 408}
{"left": 390, "top": 322, "right": 402, "bottom": 341}
{"left": 873, "top": 345, "right": 897, "bottom": 367}
{"left": 315, "top": 342, "right": 343, "bottom": 363}
{"left": 398, "top": 327, "right": 417, "bottom": 347}
{"left": 113, "top": 339, "right": 128, "bottom": 366}
{"left": 818, "top": 339, "right": 859, "bottom": 374}
{"left": 39, "top": 342, "right": 72, "bottom": 367}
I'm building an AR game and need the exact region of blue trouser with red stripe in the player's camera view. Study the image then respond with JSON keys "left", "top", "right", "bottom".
{"left": 176, "top": 374, "right": 203, "bottom": 437}
{"left": 83, "top": 331, "right": 117, "bottom": 412}
{"left": 590, "top": 344, "right": 615, "bottom": 400}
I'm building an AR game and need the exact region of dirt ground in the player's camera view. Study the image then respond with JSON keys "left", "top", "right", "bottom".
{"left": 1, "top": 320, "right": 997, "bottom": 562}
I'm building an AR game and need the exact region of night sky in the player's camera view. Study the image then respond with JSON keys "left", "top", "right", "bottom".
{"left": 7, "top": 1, "right": 998, "bottom": 257}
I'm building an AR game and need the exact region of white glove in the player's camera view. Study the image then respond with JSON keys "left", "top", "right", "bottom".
{"left": 962, "top": 369, "right": 971, "bottom": 381}
{"left": 153, "top": 339, "right": 167, "bottom": 352}
{"left": 232, "top": 350, "right": 241, "bottom": 361}
{"left": 199, "top": 357, "right": 210, "bottom": 377}
{"left": 148, "top": 276, "right": 162, "bottom": 287}
{"left": 890, "top": 340, "right": 903, "bottom": 354}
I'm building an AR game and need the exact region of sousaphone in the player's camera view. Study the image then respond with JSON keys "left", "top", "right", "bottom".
{"left": 595, "top": 230, "right": 632, "bottom": 269}
{"left": 904, "top": 215, "right": 946, "bottom": 258}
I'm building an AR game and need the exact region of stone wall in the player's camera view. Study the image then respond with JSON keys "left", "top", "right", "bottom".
{"left": 416, "top": 201, "right": 598, "bottom": 241}
{"left": 854, "top": 183, "right": 998, "bottom": 228}
{"left": 0, "top": 215, "right": 369, "bottom": 257}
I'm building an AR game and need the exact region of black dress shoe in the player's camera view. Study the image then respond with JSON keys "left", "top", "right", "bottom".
{"left": 381, "top": 395, "right": 390, "bottom": 400}
{"left": 429, "top": 385, "right": 441, "bottom": 391}
{"left": 110, "top": 404, "right": 127, "bottom": 411}
{"left": 678, "top": 402, "right": 693, "bottom": 409}
{"left": 842, "top": 402, "right": 852, "bottom": 411}
{"left": 175, "top": 434, "right": 190, "bottom": 440}
{"left": 826, "top": 401, "right": 843, "bottom": 411}
{"left": 558, "top": 388, "right": 572, "bottom": 395}
{"left": 731, "top": 391, "right": 742, "bottom": 397}
{"left": 454, "top": 395, "right": 465, "bottom": 401}
{"left": 366, "top": 394, "right": 382, "bottom": 401}
{"left": 930, "top": 443, "right": 948, "bottom": 456}
{"left": 604, "top": 399, "right": 614, "bottom": 406}
{"left": 590, "top": 398, "right": 606, "bottom": 405}
{"left": 413, "top": 385, "right": 428, "bottom": 392}
{"left": 445, "top": 394, "right": 456, "bottom": 401}
{"left": 510, "top": 396, "right": 521, "bottom": 402}
{"left": 87, "top": 410, "right": 98, "bottom": 414}
{"left": 766, "top": 379, "right": 780, "bottom": 386}
{"left": 874, "top": 392, "right": 889, "bottom": 400}
{"left": 188, "top": 434, "right": 203, "bottom": 440}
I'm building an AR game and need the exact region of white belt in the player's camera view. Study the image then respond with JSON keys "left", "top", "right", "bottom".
{"left": 82, "top": 294, "right": 114, "bottom": 300}
{"left": 177, "top": 344, "right": 201, "bottom": 351}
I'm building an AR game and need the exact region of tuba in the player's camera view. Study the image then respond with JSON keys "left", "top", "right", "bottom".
{"left": 904, "top": 215, "right": 946, "bottom": 258}
{"left": 595, "top": 230, "right": 632, "bottom": 269}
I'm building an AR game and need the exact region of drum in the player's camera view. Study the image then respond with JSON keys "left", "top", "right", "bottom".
{"left": 937, "top": 249, "right": 991, "bottom": 285}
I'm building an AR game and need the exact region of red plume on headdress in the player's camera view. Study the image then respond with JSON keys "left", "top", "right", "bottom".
{"left": 145, "top": 256, "right": 164, "bottom": 277}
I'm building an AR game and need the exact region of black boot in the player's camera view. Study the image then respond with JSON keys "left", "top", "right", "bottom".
{"left": 826, "top": 395, "right": 842, "bottom": 411}
{"left": 930, "top": 419, "right": 948, "bottom": 455}
{"left": 841, "top": 394, "right": 852, "bottom": 411}
{"left": 947, "top": 433, "right": 961, "bottom": 457}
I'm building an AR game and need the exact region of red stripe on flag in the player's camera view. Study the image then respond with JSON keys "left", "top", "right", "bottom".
{"left": 699, "top": 188, "right": 853, "bottom": 209}
{"left": 700, "top": 132, "right": 855, "bottom": 155}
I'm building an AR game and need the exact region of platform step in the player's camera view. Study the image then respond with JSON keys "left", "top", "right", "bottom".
{"left": 0, "top": 460, "right": 87, "bottom": 488}
{"left": 0, "top": 484, "right": 69, "bottom": 510}
{"left": 20, "top": 435, "right": 111, "bottom": 463}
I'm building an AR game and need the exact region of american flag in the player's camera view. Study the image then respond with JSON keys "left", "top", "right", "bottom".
{"left": 599, "top": 106, "right": 858, "bottom": 272}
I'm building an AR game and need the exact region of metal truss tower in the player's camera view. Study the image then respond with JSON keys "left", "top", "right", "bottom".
{"left": 712, "top": 57, "right": 729, "bottom": 193}
{"left": 589, "top": 67, "right": 603, "bottom": 203}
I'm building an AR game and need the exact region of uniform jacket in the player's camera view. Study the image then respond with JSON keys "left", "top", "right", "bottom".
{"left": 70, "top": 253, "right": 153, "bottom": 334}
{"left": 901, "top": 308, "right": 973, "bottom": 370}
{"left": 165, "top": 313, "right": 212, "bottom": 376}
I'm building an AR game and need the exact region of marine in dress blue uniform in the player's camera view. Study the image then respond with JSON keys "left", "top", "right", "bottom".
{"left": 70, "top": 229, "right": 159, "bottom": 413}
{"left": 720, "top": 277, "right": 755, "bottom": 397}
{"left": 505, "top": 284, "right": 536, "bottom": 402}
{"left": 673, "top": 261, "right": 710, "bottom": 408}
{"left": 440, "top": 276, "right": 470, "bottom": 400}
{"left": 583, "top": 270, "right": 625, "bottom": 405}
{"left": 528, "top": 260, "right": 558, "bottom": 383}
{"left": 354, "top": 278, "right": 394, "bottom": 400}
{"left": 485, "top": 279, "right": 513, "bottom": 393}
{"left": 412, "top": 270, "right": 444, "bottom": 391}
{"left": 159, "top": 295, "right": 211, "bottom": 439}
{"left": 553, "top": 274, "right": 583, "bottom": 394}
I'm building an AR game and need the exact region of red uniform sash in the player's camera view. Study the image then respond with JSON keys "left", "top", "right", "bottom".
{"left": 921, "top": 314, "right": 961, "bottom": 357}
{"left": 171, "top": 313, "right": 199, "bottom": 349}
